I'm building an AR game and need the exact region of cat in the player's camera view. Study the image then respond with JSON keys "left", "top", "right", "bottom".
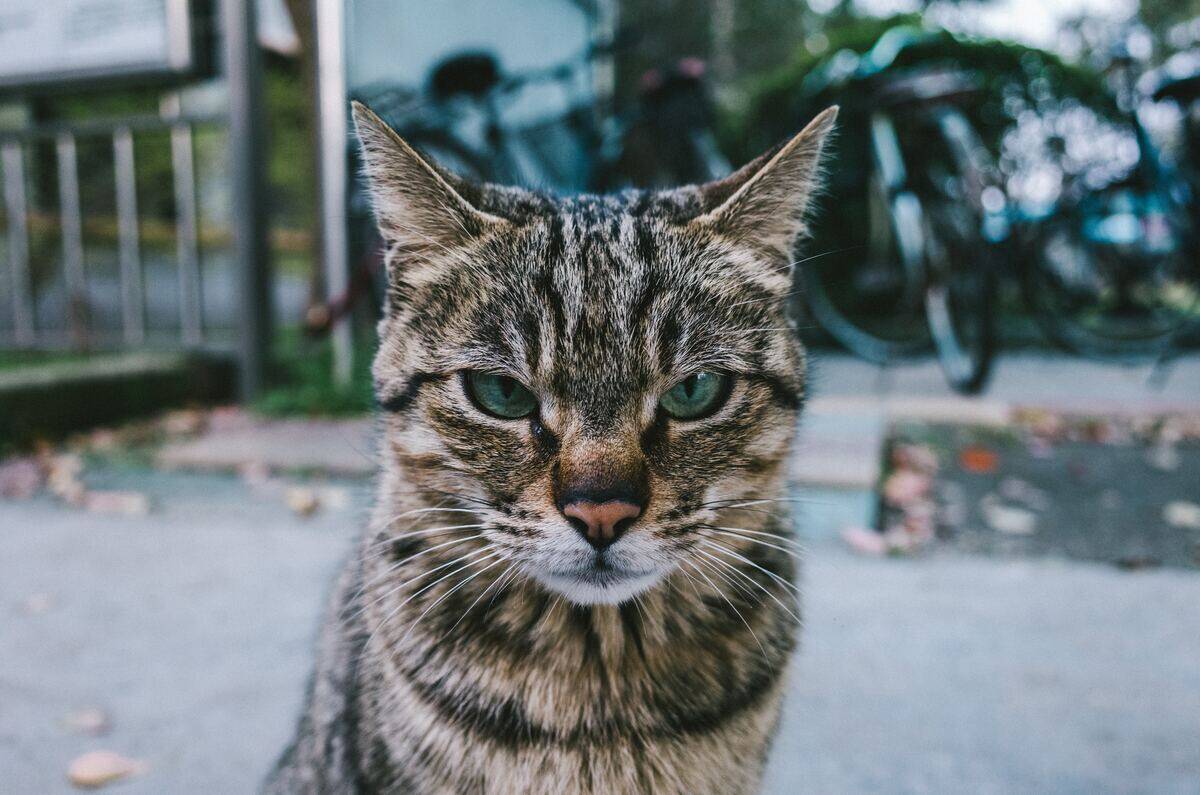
{"left": 265, "top": 100, "right": 836, "bottom": 795}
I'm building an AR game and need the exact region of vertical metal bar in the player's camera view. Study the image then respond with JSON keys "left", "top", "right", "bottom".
{"left": 170, "top": 115, "right": 203, "bottom": 346}
{"left": 315, "top": 0, "right": 352, "bottom": 386}
{"left": 222, "top": 0, "right": 271, "bottom": 399}
{"left": 57, "top": 132, "right": 88, "bottom": 344}
{"left": 113, "top": 127, "right": 145, "bottom": 345}
{"left": 2, "top": 141, "right": 34, "bottom": 346}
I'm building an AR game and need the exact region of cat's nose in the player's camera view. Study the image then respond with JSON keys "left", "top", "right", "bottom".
{"left": 561, "top": 499, "right": 642, "bottom": 551}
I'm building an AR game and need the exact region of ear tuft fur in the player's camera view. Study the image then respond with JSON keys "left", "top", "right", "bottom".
{"left": 351, "top": 101, "right": 506, "bottom": 258}
{"left": 690, "top": 106, "right": 838, "bottom": 261}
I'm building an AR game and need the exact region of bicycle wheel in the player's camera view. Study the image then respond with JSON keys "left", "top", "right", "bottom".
{"left": 1024, "top": 192, "right": 1200, "bottom": 361}
{"left": 922, "top": 201, "right": 996, "bottom": 393}
{"left": 800, "top": 173, "right": 932, "bottom": 364}
{"left": 921, "top": 108, "right": 997, "bottom": 393}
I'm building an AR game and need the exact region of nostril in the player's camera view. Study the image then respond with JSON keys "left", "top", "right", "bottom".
{"left": 612, "top": 515, "right": 637, "bottom": 537}
{"left": 565, "top": 515, "right": 590, "bottom": 536}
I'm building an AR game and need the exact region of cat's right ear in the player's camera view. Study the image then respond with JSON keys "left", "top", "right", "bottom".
{"left": 351, "top": 101, "right": 507, "bottom": 256}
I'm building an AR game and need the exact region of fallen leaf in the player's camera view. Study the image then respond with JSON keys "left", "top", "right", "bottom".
{"left": 1163, "top": 501, "right": 1200, "bottom": 531}
{"left": 882, "top": 470, "right": 930, "bottom": 508}
{"left": 981, "top": 494, "right": 1037, "bottom": 535}
{"left": 891, "top": 443, "right": 939, "bottom": 475}
{"left": 63, "top": 707, "right": 111, "bottom": 736}
{"left": 286, "top": 487, "right": 320, "bottom": 517}
{"left": 83, "top": 491, "right": 150, "bottom": 516}
{"left": 959, "top": 446, "right": 998, "bottom": 474}
{"left": 67, "top": 750, "right": 145, "bottom": 789}
{"left": 21, "top": 592, "right": 56, "bottom": 615}
{"left": 0, "top": 457, "right": 42, "bottom": 499}
{"left": 840, "top": 526, "right": 888, "bottom": 556}
{"left": 1145, "top": 443, "right": 1181, "bottom": 472}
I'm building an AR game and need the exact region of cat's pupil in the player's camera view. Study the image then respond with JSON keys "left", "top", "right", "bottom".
{"left": 683, "top": 376, "right": 698, "bottom": 398}
{"left": 499, "top": 377, "right": 515, "bottom": 399}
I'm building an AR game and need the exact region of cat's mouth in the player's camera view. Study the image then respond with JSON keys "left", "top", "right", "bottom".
{"left": 532, "top": 558, "right": 665, "bottom": 605}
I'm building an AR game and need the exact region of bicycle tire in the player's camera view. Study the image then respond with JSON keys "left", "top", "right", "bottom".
{"left": 922, "top": 108, "right": 997, "bottom": 394}
{"left": 1022, "top": 209, "right": 1199, "bottom": 362}
{"left": 800, "top": 174, "right": 932, "bottom": 364}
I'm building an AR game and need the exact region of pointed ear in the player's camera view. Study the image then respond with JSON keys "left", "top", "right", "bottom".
{"left": 351, "top": 101, "right": 507, "bottom": 256}
{"left": 689, "top": 106, "right": 838, "bottom": 260}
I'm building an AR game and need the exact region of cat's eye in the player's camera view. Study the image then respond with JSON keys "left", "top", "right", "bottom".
{"left": 659, "top": 372, "right": 732, "bottom": 420}
{"left": 463, "top": 371, "right": 538, "bottom": 419}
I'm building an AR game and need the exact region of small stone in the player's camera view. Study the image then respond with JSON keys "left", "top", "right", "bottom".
{"left": 286, "top": 487, "right": 320, "bottom": 517}
{"left": 63, "top": 707, "right": 111, "bottom": 736}
{"left": 66, "top": 750, "right": 145, "bottom": 789}
{"left": 1163, "top": 501, "right": 1200, "bottom": 531}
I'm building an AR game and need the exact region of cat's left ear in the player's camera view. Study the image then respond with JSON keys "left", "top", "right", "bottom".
{"left": 351, "top": 101, "right": 508, "bottom": 257}
{"left": 689, "top": 106, "right": 838, "bottom": 261}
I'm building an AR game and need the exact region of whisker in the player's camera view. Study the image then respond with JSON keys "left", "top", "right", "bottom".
{"left": 399, "top": 555, "right": 509, "bottom": 645}
{"left": 354, "top": 532, "right": 488, "bottom": 597}
{"left": 354, "top": 545, "right": 496, "bottom": 625}
{"left": 698, "top": 539, "right": 802, "bottom": 599}
{"left": 363, "top": 523, "right": 488, "bottom": 554}
{"left": 682, "top": 559, "right": 770, "bottom": 667}
{"left": 441, "top": 560, "right": 519, "bottom": 639}
{"left": 697, "top": 543, "right": 803, "bottom": 625}
{"left": 698, "top": 523, "right": 805, "bottom": 552}
{"left": 702, "top": 527, "right": 804, "bottom": 561}
{"left": 364, "top": 549, "right": 503, "bottom": 651}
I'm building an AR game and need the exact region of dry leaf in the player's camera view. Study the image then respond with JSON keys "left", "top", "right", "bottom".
{"left": 882, "top": 470, "right": 930, "bottom": 508}
{"left": 63, "top": 707, "right": 111, "bottom": 736}
{"left": 286, "top": 487, "right": 320, "bottom": 517}
{"left": 1163, "top": 501, "right": 1200, "bottom": 531}
{"left": 981, "top": 494, "right": 1037, "bottom": 535}
{"left": 0, "top": 457, "right": 42, "bottom": 499}
{"left": 959, "top": 446, "right": 999, "bottom": 474}
{"left": 83, "top": 491, "right": 150, "bottom": 517}
{"left": 841, "top": 526, "right": 888, "bottom": 556}
{"left": 67, "top": 750, "right": 145, "bottom": 789}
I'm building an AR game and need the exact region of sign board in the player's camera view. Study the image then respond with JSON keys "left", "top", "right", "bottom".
{"left": 0, "top": 0, "right": 199, "bottom": 90}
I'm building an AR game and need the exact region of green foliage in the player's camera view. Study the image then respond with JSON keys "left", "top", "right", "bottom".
{"left": 254, "top": 328, "right": 376, "bottom": 417}
{"left": 721, "top": 16, "right": 1117, "bottom": 164}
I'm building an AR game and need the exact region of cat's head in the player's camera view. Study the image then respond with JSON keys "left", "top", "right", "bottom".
{"left": 355, "top": 102, "right": 836, "bottom": 605}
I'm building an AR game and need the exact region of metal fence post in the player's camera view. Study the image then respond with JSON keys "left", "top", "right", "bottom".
{"left": 221, "top": 0, "right": 271, "bottom": 400}
{"left": 315, "top": 0, "right": 352, "bottom": 386}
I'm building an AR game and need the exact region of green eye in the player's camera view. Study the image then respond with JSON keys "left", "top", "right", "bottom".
{"left": 660, "top": 372, "right": 732, "bottom": 420}
{"left": 463, "top": 371, "right": 538, "bottom": 419}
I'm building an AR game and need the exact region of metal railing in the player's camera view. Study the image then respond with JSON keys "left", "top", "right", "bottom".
{"left": 0, "top": 102, "right": 226, "bottom": 352}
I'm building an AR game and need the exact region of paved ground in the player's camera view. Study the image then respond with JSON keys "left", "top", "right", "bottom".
{"left": 3, "top": 353, "right": 1199, "bottom": 793}
{"left": 3, "top": 471, "right": 1198, "bottom": 794}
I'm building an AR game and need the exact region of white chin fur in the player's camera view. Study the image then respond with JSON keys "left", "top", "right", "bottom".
{"left": 530, "top": 567, "right": 666, "bottom": 606}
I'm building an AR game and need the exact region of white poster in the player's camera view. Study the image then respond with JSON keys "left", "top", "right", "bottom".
{"left": 0, "top": 0, "right": 193, "bottom": 88}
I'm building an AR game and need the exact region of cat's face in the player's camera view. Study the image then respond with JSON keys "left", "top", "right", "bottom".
{"left": 356, "top": 103, "right": 835, "bottom": 605}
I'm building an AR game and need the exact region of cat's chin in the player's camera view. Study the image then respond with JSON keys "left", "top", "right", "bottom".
{"left": 530, "top": 565, "right": 666, "bottom": 606}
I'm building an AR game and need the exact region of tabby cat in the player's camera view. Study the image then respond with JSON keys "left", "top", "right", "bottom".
{"left": 265, "top": 101, "right": 837, "bottom": 794}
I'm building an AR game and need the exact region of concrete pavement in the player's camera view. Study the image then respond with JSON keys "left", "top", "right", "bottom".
{"left": 2, "top": 466, "right": 1198, "bottom": 794}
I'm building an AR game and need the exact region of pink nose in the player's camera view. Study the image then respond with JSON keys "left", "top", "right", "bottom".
{"left": 563, "top": 500, "right": 642, "bottom": 550}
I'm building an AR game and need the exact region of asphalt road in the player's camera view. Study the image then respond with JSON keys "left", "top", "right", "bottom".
{"left": 2, "top": 468, "right": 1199, "bottom": 794}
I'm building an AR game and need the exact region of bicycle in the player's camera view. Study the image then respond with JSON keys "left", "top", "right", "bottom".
{"left": 794, "top": 28, "right": 1199, "bottom": 394}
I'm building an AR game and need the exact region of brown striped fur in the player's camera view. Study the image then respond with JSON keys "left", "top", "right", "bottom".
{"left": 265, "top": 102, "right": 837, "bottom": 794}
